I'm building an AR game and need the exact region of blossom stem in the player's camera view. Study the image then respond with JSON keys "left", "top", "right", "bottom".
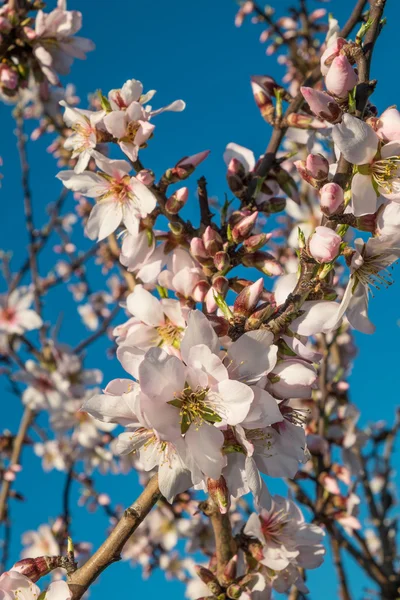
{"left": 67, "top": 474, "right": 160, "bottom": 600}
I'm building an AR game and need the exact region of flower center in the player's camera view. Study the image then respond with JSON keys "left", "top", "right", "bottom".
{"left": 354, "top": 255, "right": 395, "bottom": 295}
{"left": 1, "top": 307, "right": 16, "bottom": 323}
{"left": 168, "top": 384, "right": 222, "bottom": 434}
{"left": 156, "top": 322, "right": 183, "bottom": 347}
{"left": 100, "top": 174, "right": 133, "bottom": 205}
{"left": 121, "top": 120, "right": 141, "bottom": 143}
{"left": 260, "top": 510, "right": 290, "bottom": 544}
{"left": 73, "top": 121, "right": 95, "bottom": 149}
{"left": 278, "top": 402, "right": 309, "bottom": 426}
{"left": 371, "top": 155, "right": 400, "bottom": 193}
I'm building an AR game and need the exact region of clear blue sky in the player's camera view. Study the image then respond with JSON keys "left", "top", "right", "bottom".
{"left": 1, "top": 0, "right": 400, "bottom": 598}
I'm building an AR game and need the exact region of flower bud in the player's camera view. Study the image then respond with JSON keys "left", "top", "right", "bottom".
{"left": 207, "top": 476, "right": 230, "bottom": 514}
{"left": 227, "top": 157, "right": 247, "bottom": 196}
{"left": 11, "top": 556, "right": 62, "bottom": 582}
{"left": 227, "top": 584, "right": 242, "bottom": 599}
{"left": 320, "top": 36, "right": 347, "bottom": 75}
{"left": 136, "top": 169, "right": 155, "bottom": 186}
{"left": 306, "top": 153, "right": 329, "bottom": 180}
{"left": 165, "top": 187, "right": 189, "bottom": 214}
{"left": 250, "top": 76, "right": 275, "bottom": 123}
{"left": 176, "top": 150, "right": 210, "bottom": 169}
{"left": 213, "top": 251, "right": 230, "bottom": 271}
{"left": 231, "top": 211, "right": 258, "bottom": 243}
{"left": 286, "top": 113, "right": 326, "bottom": 129}
{"left": 164, "top": 151, "right": 210, "bottom": 183}
{"left": 190, "top": 238, "right": 213, "bottom": 266}
{"left": 300, "top": 87, "right": 341, "bottom": 123}
{"left": 242, "top": 251, "right": 283, "bottom": 276}
{"left": 203, "top": 226, "right": 223, "bottom": 255}
{"left": 247, "top": 303, "right": 276, "bottom": 328}
{"left": 375, "top": 107, "right": 400, "bottom": 142}
{"left": 192, "top": 280, "right": 210, "bottom": 302}
{"left": 258, "top": 195, "right": 286, "bottom": 213}
{"left": 320, "top": 182, "right": 343, "bottom": 215}
{"left": 308, "top": 226, "right": 341, "bottom": 263}
{"left": 195, "top": 566, "right": 221, "bottom": 595}
{"left": 243, "top": 233, "right": 268, "bottom": 252}
{"left": 233, "top": 278, "right": 264, "bottom": 316}
{"left": 0, "top": 66, "right": 18, "bottom": 90}
{"left": 206, "top": 276, "right": 229, "bottom": 312}
{"left": 325, "top": 55, "right": 358, "bottom": 98}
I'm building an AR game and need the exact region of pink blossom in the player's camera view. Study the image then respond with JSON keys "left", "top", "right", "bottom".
{"left": 309, "top": 226, "right": 341, "bottom": 263}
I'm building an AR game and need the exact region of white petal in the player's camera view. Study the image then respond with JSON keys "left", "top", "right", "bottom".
{"left": 214, "top": 379, "right": 253, "bottom": 425}
{"left": 227, "top": 330, "right": 278, "bottom": 383}
{"left": 245, "top": 457, "right": 272, "bottom": 510}
{"left": 185, "top": 424, "right": 226, "bottom": 479}
{"left": 180, "top": 310, "right": 219, "bottom": 364}
{"left": 129, "top": 177, "right": 157, "bottom": 215}
{"left": 291, "top": 301, "right": 341, "bottom": 335}
{"left": 56, "top": 170, "right": 104, "bottom": 196}
{"left": 126, "top": 285, "right": 164, "bottom": 326}
{"left": 332, "top": 113, "right": 378, "bottom": 165}
{"left": 223, "top": 142, "right": 256, "bottom": 173}
{"left": 351, "top": 173, "right": 378, "bottom": 217}
{"left": 138, "top": 347, "right": 185, "bottom": 402}
{"left": 85, "top": 201, "right": 123, "bottom": 241}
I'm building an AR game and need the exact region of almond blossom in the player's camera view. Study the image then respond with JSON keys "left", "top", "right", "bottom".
{"left": 57, "top": 151, "right": 156, "bottom": 240}
{"left": 60, "top": 102, "right": 104, "bottom": 173}
{"left": 0, "top": 288, "right": 42, "bottom": 335}
{"left": 333, "top": 113, "right": 400, "bottom": 216}
{"left": 0, "top": 571, "right": 71, "bottom": 600}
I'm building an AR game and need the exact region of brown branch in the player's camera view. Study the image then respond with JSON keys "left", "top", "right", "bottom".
{"left": 197, "top": 176, "right": 213, "bottom": 230}
{"left": 200, "top": 500, "right": 236, "bottom": 585}
{"left": 73, "top": 301, "right": 122, "bottom": 355}
{"left": 0, "top": 407, "right": 34, "bottom": 522}
{"left": 331, "top": 537, "right": 352, "bottom": 600}
{"left": 67, "top": 474, "right": 160, "bottom": 600}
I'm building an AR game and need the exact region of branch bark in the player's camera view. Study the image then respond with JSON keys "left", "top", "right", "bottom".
{"left": 67, "top": 474, "right": 160, "bottom": 600}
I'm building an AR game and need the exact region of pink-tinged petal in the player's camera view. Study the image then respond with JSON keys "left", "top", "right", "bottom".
{"left": 56, "top": 171, "right": 105, "bottom": 196}
{"left": 347, "top": 284, "right": 375, "bottom": 334}
{"left": 120, "top": 230, "right": 155, "bottom": 269}
{"left": 351, "top": 173, "right": 378, "bottom": 217}
{"left": 119, "top": 141, "right": 139, "bottom": 162}
{"left": 223, "top": 142, "right": 256, "bottom": 173}
{"left": 121, "top": 79, "right": 143, "bottom": 105}
{"left": 139, "top": 347, "right": 185, "bottom": 402}
{"left": 103, "top": 110, "right": 127, "bottom": 138}
{"left": 18, "top": 310, "right": 43, "bottom": 331}
{"left": 83, "top": 387, "right": 140, "bottom": 425}
{"left": 43, "top": 581, "right": 72, "bottom": 600}
{"left": 269, "top": 360, "right": 317, "bottom": 399}
{"left": 126, "top": 101, "right": 146, "bottom": 121}
{"left": 129, "top": 177, "right": 157, "bottom": 215}
{"left": 151, "top": 99, "right": 186, "bottom": 116}
{"left": 74, "top": 151, "right": 93, "bottom": 174}
{"left": 187, "top": 344, "right": 227, "bottom": 383}
{"left": 158, "top": 445, "right": 192, "bottom": 502}
{"left": 376, "top": 108, "right": 400, "bottom": 142}
{"left": 227, "top": 330, "right": 278, "bottom": 383}
{"left": 325, "top": 55, "right": 357, "bottom": 98}
{"left": 85, "top": 201, "right": 123, "bottom": 241}
{"left": 126, "top": 285, "right": 165, "bottom": 327}
{"left": 104, "top": 378, "right": 134, "bottom": 395}
{"left": 160, "top": 298, "right": 185, "bottom": 328}
{"left": 242, "top": 387, "right": 282, "bottom": 429}
{"left": 324, "top": 279, "right": 353, "bottom": 332}
{"left": 291, "top": 301, "right": 341, "bottom": 335}
{"left": 92, "top": 150, "right": 131, "bottom": 177}
{"left": 121, "top": 202, "right": 140, "bottom": 236}
{"left": 134, "top": 121, "right": 155, "bottom": 146}
{"left": 245, "top": 457, "right": 272, "bottom": 510}
{"left": 332, "top": 114, "right": 378, "bottom": 165}
{"left": 380, "top": 140, "right": 400, "bottom": 159}
{"left": 116, "top": 345, "right": 146, "bottom": 379}
{"left": 180, "top": 310, "right": 219, "bottom": 364}
{"left": 282, "top": 335, "right": 323, "bottom": 363}
{"left": 273, "top": 273, "right": 298, "bottom": 306}
{"left": 243, "top": 512, "right": 264, "bottom": 541}
{"left": 185, "top": 424, "right": 226, "bottom": 479}
{"left": 214, "top": 379, "right": 253, "bottom": 425}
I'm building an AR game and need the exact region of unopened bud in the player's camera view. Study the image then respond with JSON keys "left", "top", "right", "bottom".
{"left": 214, "top": 251, "right": 230, "bottom": 272}
{"left": 222, "top": 555, "right": 237, "bottom": 586}
{"left": 258, "top": 195, "right": 286, "bottom": 213}
{"left": 325, "top": 55, "right": 358, "bottom": 98}
{"left": 11, "top": 556, "right": 63, "bottom": 582}
{"left": 301, "top": 87, "right": 341, "bottom": 123}
{"left": 243, "top": 233, "right": 268, "bottom": 252}
{"left": 190, "top": 237, "right": 209, "bottom": 263}
{"left": 192, "top": 279, "right": 210, "bottom": 302}
{"left": 320, "top": 37, "right": 348, "bottom": 75}
{"left": 233, "top": 278, "right": 264, "bottom": 316}
{"left": 309, "top": 226, "right": 341, "bottom": 263}
{"left": 286, "top": 113, "right": 325, "bottom": 129}
{"left": 194, "top": 565, "right": 221, "bottom": 595}
{"left": 176, "top": 150, "right": 210, "bottom": 169}
{"left": 165, "top": 187, "right": 189, "bottom": 214}
{"left": 320, "top": 182, "right": 343, "bottom": 215}
{"left": 227, "top": 584, "right": 242, "bottom": 599}
{"left": 247, "top": 303, "right": 276, "bottom": 328}
{"left": 250, "top": 76, "right": 275, "bottom": 123}
{"left": 227, "top": 157, "right": 247, "bottom": 196}
{"left": 306, "top": 153, "right": 329, "bottom": 180}
{"left": 232, "top": 211, "right": 258, "bottom": 243}
{"left": 136, "top": 169, "right": 155, "bottom": 186}
{"left": 242, "top": 251, "right": 283, "bottom": 276}
{"left": 207, "top": 476, "right": 230, "bottom": 514}
{"left": 203, "top": 226, "right": 223, "bottom": 255}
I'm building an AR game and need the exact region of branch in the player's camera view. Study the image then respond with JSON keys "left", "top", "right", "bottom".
{"left": 197, "top": 176, "right": 213, "bottom": 230}
{"left": 67, "top": 474, "right": 160, "bottom": 600}
{"left": 200, "top": 500, "right": 236, "bottom": 585}
{"left": 330, "top": 537, "right": 352, "bottom": 600}
{"left": 0, "top": 407, "right": 34, "bottom": 522}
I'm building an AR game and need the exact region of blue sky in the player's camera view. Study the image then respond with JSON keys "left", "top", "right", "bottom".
{"left": 1, "top": 0, "right": 400, "bottom": 598}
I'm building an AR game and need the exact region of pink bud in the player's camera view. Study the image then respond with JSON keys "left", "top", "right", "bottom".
{"left": 242, "top": 251, "right": 283, "bottom": 276}
{"left": 11, "top": 557, "right": 62, "bottom": 583}
{"left": 176, "top": 150, "right": 210, "bottom": 169}
{"left": 192, "top": 280, "right": 210, "bottom": 302}
{"left": 243, "top": 233, "right": 268, "bottom": 252}
{"left": 136, "top": 169, "right": 155, "bottom": 186}
{"left": 233, "top": 278, "right": 264, "bottom": 316}
{"left": 165, "top": 186, "right": 189, "bottom": 214}
{"left": 227, "top": 158, "right": 247, "bottom": 196}
{"left": 98, "top": 493, "right": 111, "bottom": 506}
{"left": 213, "top": 251, "right": 230, "bottom": 271}
{"left": 0, "top": 66, "right": 18, "bottom": 90}
{"left": 286, "top": 113, "right": 326, "bottom": 129}
{"left": 320, "top": 37, "right": 347, "bottom": 76}
{"left": 320, "top": 182, "right": 343, "bottom": 215}
{"left": 250, "top": 76, "right": 275, "bottom": 122}
{"left": 190, "top": 238, "right": 211, "bottom": 265}
{"left": 306, "top": 154, "right": 329, "bottom": 180}
{"left": 309, "top": 226, "right": 341, "bottom": 263}
{"left": 203, "top": 226, "right": 223, "bottom": 255}
{"left": 231, "top": 211, "right": 258, "bottom": 243}
{"left": 309, "top": 8, "right": 326, "bottom": 22}
{"left": 301, "top": 87, "right": 341, "bottom": 123}
{"left": 325, "top": 55, "right": 358, "bottom": 98}
{"left": 375, "top": 107, "right": 400, "bottom": 142}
